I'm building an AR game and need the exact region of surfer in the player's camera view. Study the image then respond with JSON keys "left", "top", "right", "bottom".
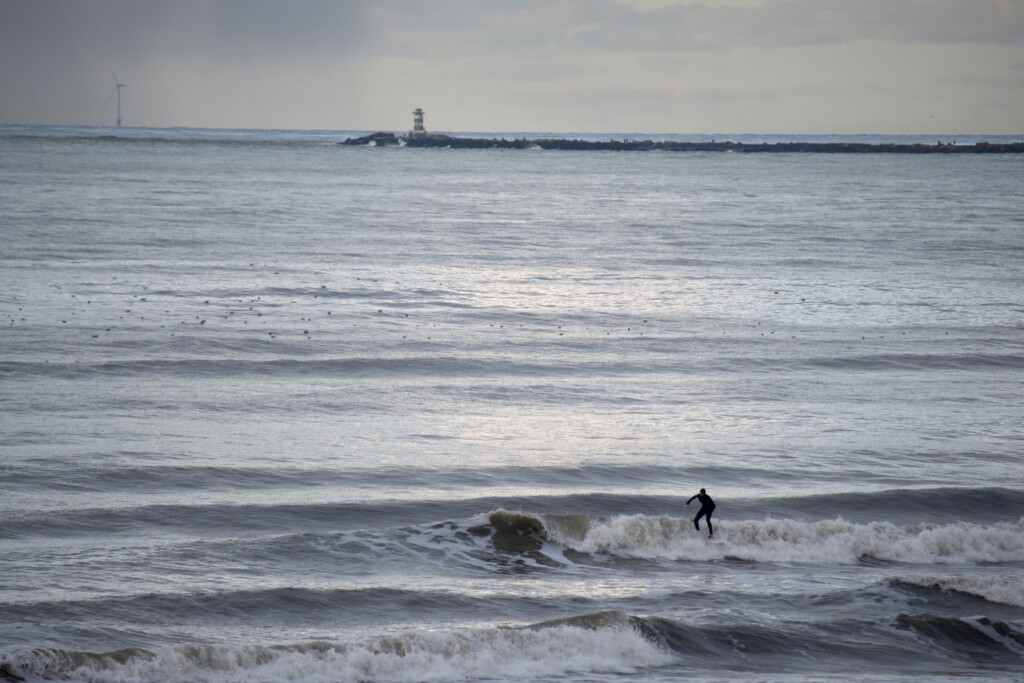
{"left": 686, "top": 488, "right": 715, "bottom": 537}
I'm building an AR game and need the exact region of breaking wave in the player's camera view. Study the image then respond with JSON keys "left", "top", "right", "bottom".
{"left": 489, "top": 510, "right": 1024, "bottom": 565}
{"left": 0, "top": 612, "right": 670, "bottom": 683}
{"left": 895, "top": 614, "right": 1024, "bottom": 659}
{"left": 9, "top": 607, "right": 1018, "bottom": 683}
{"left": 891, "top": 575, "right": 1024, "bottom": 608}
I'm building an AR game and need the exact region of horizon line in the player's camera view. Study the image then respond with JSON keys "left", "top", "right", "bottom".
{"left": 2, "top": 123, "right": 1024, "bottom": 139}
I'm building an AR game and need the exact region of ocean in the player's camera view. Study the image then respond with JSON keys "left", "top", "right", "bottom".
{"left": 1, "top": 125, "right": 1022, "bottom": 683}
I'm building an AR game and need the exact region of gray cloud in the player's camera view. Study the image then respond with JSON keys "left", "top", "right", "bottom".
{"left": 1, "top": 0, "right": 1021, "bottom": 132}
{"left": 358, "top": 0, "right": 1024, "bottom": 54}
{"left": 0, "top": 0, "right": 372, "bottom": 61}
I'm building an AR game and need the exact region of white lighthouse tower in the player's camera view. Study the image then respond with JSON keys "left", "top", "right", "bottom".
{"left": 410, "top": 108, "right": 426, "bottom": 137}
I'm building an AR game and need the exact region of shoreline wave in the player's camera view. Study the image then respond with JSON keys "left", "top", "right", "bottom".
{"left": 0, "top": 613, "right": 671, "bottom": 683}
{"left": 4, "top": 607, "right": 1022, "bottom": 683}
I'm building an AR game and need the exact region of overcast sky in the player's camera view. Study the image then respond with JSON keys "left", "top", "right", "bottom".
{"left": 1, "top": 0, "right": 1021, "bottom": 134}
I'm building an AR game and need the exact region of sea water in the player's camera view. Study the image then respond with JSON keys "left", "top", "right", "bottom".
{"left": 1, "top": 126, "right": 1022, "bottom": 683}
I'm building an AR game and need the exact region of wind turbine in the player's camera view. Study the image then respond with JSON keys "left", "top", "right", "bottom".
{"left": 105, "top": 74, "right": 133, "bottom": 127}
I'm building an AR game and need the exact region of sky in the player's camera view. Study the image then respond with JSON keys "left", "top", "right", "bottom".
{"left": 1, "top": 0, "right": 1021, "bottom": 134}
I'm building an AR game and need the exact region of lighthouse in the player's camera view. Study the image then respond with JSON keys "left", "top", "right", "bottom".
{"left": 410, "top": 108, "right": 426, "bottom": 137}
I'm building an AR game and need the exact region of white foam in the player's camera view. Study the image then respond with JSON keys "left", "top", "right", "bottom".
{"left": 6, "top": 619, "right": 672, "bottom": 683}
{"left": 542, "top": 515, "right": 1024, "bottom": 565}
{"left": 895, "top": 575, "right": 1024, "bottom": 607}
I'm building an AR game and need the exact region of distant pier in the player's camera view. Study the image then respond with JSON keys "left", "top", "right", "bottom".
{"left": 340, "top": 132, "right": 1024, "bottom": 154}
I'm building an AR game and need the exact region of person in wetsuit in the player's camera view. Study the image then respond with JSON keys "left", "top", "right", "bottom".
{"left": 686, "top": 488, "right": 715, "bottom": 537}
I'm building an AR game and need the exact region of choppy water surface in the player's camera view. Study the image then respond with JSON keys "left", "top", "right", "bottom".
{"left": 1, "top": 127, "right": 1022, "bottom": 683}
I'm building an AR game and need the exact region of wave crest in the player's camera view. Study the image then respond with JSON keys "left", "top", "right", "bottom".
{"left": 0, "top": 615, "right": 670, "bottom": 683}
{"left": 896, "top": 614, "right": 1024, "bottom": 657}
{"left": 500, "top": 512, "right": 1024, "bottom": 565}
{"left": 892, "top": 576, "right": 1024, "bottom": 607}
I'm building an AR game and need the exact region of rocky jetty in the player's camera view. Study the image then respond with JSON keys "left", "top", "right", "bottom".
{"left": 340, "top": 133, "right": 1024, "bottom": 154}
{"left": 341, "top": 132, "right": 402, "bottom": 146}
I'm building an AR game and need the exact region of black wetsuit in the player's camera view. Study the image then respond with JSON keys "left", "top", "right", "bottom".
{"left": 687, "top": 492, "right": 715, "bottom": 536}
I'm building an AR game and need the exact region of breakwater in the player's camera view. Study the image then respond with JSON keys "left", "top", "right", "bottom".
{"left": 341, "top": 132, "right": 1024, "bottom": 153}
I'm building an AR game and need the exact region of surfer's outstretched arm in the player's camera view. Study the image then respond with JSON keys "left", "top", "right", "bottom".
{"left": 686, "top": 494, "right": 698, "bottom": 505}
